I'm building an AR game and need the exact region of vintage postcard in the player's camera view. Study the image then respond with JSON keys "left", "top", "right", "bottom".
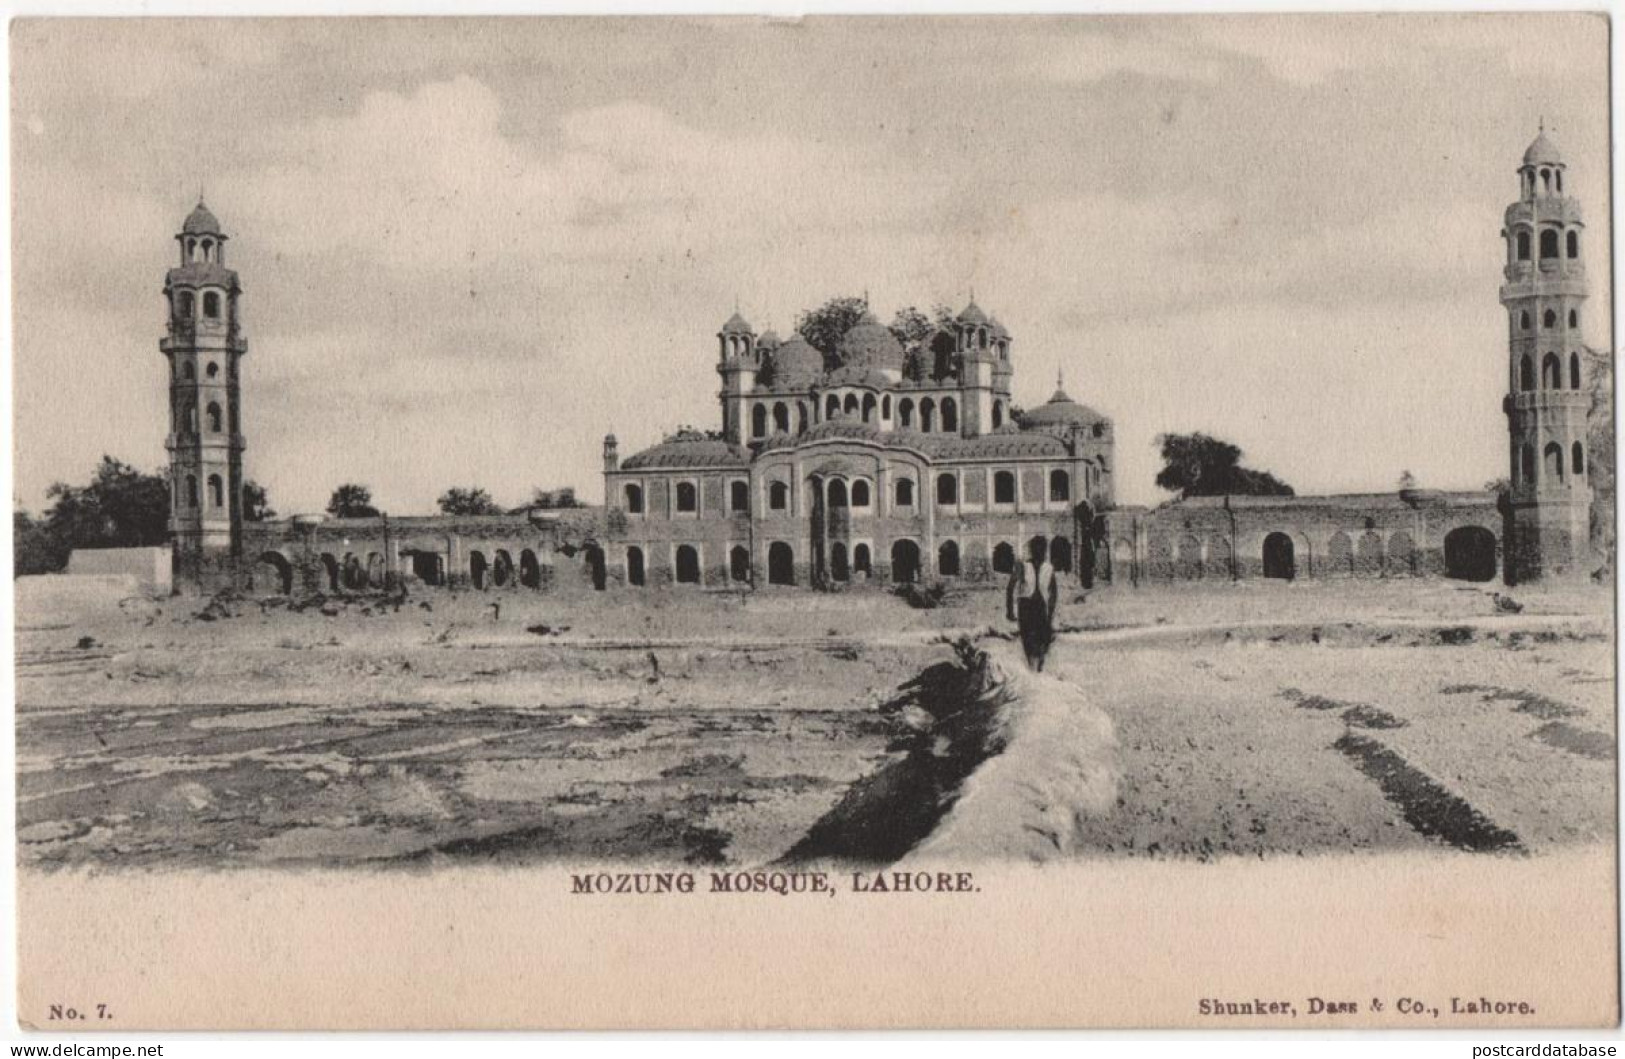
{"left": 10, "top": 14, "right": 1617, "bottom": 1030}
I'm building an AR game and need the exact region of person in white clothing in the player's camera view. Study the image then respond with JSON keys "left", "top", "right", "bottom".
{"left": 1006, "top": 536, "right": 1059, "bottom": 671}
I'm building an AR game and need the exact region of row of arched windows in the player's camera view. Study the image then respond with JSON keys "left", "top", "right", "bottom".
{"left": 935, "top": 469, "right": 1070, "bottom": 506}
{"left": 176, "top": 401, "right": 227, "bottom": 434}
{"left": 1524, "top": 166, "right": 1564, "bottom": 198}
{"left": 1517, "top": 352, "right": 1583, "bottom": 392}
{"left": 1513, "top": 227, "right": 1580, "bottom": 263}
{"left": 184, "top": 237, "right": 219, "bottom": 264}
{"left": 179, "top": 360, "right": 222, "bottom": 382}
{"left": 896, "top": 396, "right": 957, "bottom": 433}
{"left": 623, "top": 467, "right": 1073, "bottom": 518}
{"left": 173, "top": 289, "right": 224, "bottom": 322}
{"left": 1519, "top": 307, "right": 1580, "bottom": 332}
{"left": 176, "top": 473, "right": 225, "bottom": 510}
{"left": 1515, "top": 441, "right": 1585, "bottom": 486}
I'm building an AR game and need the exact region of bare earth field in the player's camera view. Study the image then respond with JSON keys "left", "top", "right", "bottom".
{"left": 14, "top": 575, "right": 1614, "bottom": 869}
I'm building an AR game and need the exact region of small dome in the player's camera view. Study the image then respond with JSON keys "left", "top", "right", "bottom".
{"left": 1020, "top": 387, "right": 1110, "bottom": 430}
{"left": 758, "top": 329, "right": 782, "bottom": 349}
{"left": 768, "top": 334, "right": 823, "bottom": 388}
{"left": 720, "top": 311, "right": 754, "bottom": 335}
{"left": 835, "top": 311, "right": 904, "bottom": 372}
{"left": 182, "top": 200, "right": 222, "bottom": 236}
{"left": 1524, "top": 130, "right": 1564, "bottom": 168}
{"left": 956, "top": 301, "right": 989, "bottom": 326}
{"left": 620, "top": 429, "right": 750, "bottom": 470}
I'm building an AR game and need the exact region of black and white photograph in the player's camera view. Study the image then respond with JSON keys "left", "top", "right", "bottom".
{"left": 8, "top": 13, "right": 1617, "bottom": 1031}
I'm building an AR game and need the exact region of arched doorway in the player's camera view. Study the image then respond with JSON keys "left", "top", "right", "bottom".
{"left": 519, "top": 549, "right": 541, "bottom": 588}
{"left": 319, "top": 553, "right": 340, "bottom": 593}
{"left": 853, "top": 543, "right": 871, "bottom": 578}
{"left": 1262, "top": 533, "right": 1295, "bottom": 579}
{"left": 891, "top": 539, "right": 921, "bottom": 583}
{"left": 768, "top": 542, "right": 795, "bottom": 585}
{"left": 675, "top": 545, "right": 701, "bottom": 584}
{"left": 938, "top": 540, "right": 961, "bottom": 577}
{"left": 492, "top": 549, "right": 514, "bottom": 588}
{"left": 469, "top": 550, "right": 489, "bottom": 590}
{"left": 408, "top": 551, "right": 444, "bottom": 586}
{"left": 626, "top": 546, "right": 646, "bottom": 587}
{"left": 343, "top": 554, "right": 367, "bottom": 591}
{"left": 830, "top": 542, "right": 849, "bottom": 581}
{"left": 256, "top": 552, "right": 293, "bottom": 595}
{"left": 584, "top": 545, "right": 607, "bottom": 591}
{"left": 1443, "top": 526, "right": 1497, "bottom": 582}
{"left": 729, "top": 545, "right": 751, "bottom": 584}
{"left": 991, "top": 541, "right": 1016, "bottom": 575}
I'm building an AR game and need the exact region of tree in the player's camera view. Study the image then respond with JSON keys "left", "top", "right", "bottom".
{"left": 326, "top": 483, "right": 380, "bottom": 519}
{"left": 437, "top": 487, "right": 502, "bottom": 516}
{"left": 243, "top": 480, "right": 275, "bottom": 521}
{"left": 1154, "top": 432, "right": 1294, "bottom": 499}
{"left": 891, "top": 304, "right": 956, "bottom": 382}
{"left": 14, "top": 510, "right": 63, "bottom": 575}
{"left": 14, "top": 456, "right": 170, "bottom": 574}
{"left": 529, "top": 486, "right": 583, "bottom": 510}
{"left": 795, "top": 295, "right": 870, "bottom": 371}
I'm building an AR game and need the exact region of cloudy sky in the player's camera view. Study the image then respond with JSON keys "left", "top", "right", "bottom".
{"left": 11, "top": 15, "right": 1611, "bottom": 515}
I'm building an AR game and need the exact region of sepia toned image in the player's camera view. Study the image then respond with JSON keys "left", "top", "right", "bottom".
{"left": 9, "top": 13, "right": 1617, "bottom": 1030}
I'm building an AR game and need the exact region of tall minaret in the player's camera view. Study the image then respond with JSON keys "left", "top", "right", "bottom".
{"left": 1500, "top": 126, "right": 1591, "bottom": 582}
{"left": 715, "top": 310, "right": 758, "bottom": 444}
{"left": 161, "top": 199, "right": 247, "bottom": 581}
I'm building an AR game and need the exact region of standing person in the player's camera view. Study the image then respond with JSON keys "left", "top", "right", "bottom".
{"left": 1006, "top": 536, "right": 1059, "bottom": 672}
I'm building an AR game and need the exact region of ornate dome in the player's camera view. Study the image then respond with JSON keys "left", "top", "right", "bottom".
{"left": 757, "top": 329, "right": 782, "bottom": 349}
{"left": 182, "top": 201, "right": 222, "bottom": 236}
{"left": 834, "top": 311, "right": 904, "bottom": 372}
{"left": 621, "top": 429, "right": 750, "bottom": 470}
{"left": 956, "top": 301, "right": 989, "bottom": 326}
{"left": 1523, "top": 130, "right": 1563, "bottom": 167}
{"left": 767, "top": 334, "right": 823, "bottom": 388}
{"left": 720, "top": 311, "right": 754, "bottom": 335}
{"left": 1020, "top": 387, "right": 1110, "bottom": 431}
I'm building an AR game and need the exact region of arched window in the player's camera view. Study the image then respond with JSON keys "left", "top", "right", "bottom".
{"left": 940, "top": 397, "right": 958, "bottom": 433}
{"left": 936, "top": 472, "right": 957, "bottom": 505}
{"left": 1540, "top": 229, "right": 1560, "bottom": 260}
{"left": 895, "top": 478, "right": 914, "bottom": 507}
{"left": 851, "top": 479, "right": 870, "bottom": 508}
{"left": 769, "top": 481, "right": 789, "bottom": 511}
{"left": 1569, "top": 309, "right": 1579, "bottom": 328}
{"left": 862, "top": 393, "right": 877, "bottom": 423}
{"left": 624, "top": 483, "right": 644, "bottom": 514}
{"left": 1557, "top": 170, "right": 1564, "bottom": 194}
{"left": 1567, "top": 230, "right": 1579, "bottom": 258}
{"left": 207, "top": 474, "right": 223, "bottom": 508}
{"left": 938, "top": 540, "right": 961, "bottom": 577}
{"left": 200, "top": 238, "right": 214, "bottom": 262}
{"left": 993, "top": 470, "right": 1017, "bottom": 504}
{"left": 768, "top": 541, "right": 795, "bottom": 585}
{"left": 1520, "top": 310, "right": 1531, "bottom": 331}
{"left": 1544, "top": 309, "right": 1557, "bottom": 328}
{"left": 203, "top": 291, "right": 221, "bottom": 318}
{"left": 182, "top": 362, "right": 195, "bottom": 381}
{"left": 1517, "top": 231, "right": 1531, "bottom": 261}
{"left": 881, "top": 396, "right": 891, "bottom": 420}
{"left": 853, "top": 543, "right": 871, "bottom": 576}
{"left": 829, "top": 542, "right": 849, "bottom": 582}
{"left": 206, "top": 361, "right": 219, "bottom": 379}
{"left": 773, "top": 403, "right": 789, "bottom": 434}
{"left": 676, "top": 481, "right": 698, "bottom": 513}
{"left": 626, "top": 546, "right": 646, "bottom": 587}
{"left": 828, "top": 479, "right": 848, "bottom": 509}
{"left": 1544, "top": 442, "right": 1564, "bottom": 483}
{"left": 1520, "top": 354, "right": 1536, "bottom": 392}
{"left": 992, "top": 401, "right": 1004, "bottom": 429}
{"left": 177, "top": 291, "right": 194, "bottom": 319}
{"left": 796, "top": 402, "right": 807, "bottom": 433}
{"left": 921, "top": 399, "right": 936, "bottom": 433}
{"left": 1573, "top": 442, "right": 1585, "bottom": 476}
{"left": 1542, "top": 352, "right": 1562, "bottom": 389}
{"left": 1049, "top": 469, "right": 1070, "bottom": 502}
{"left": 729, "top": 546, "right": 751, "bottom": 584}
{"left": 206, "top": 402, "right": 222, "bottom": 432}
{"left": 1541, "top": 169, "right": 1552, "bottom": 194}
{"left": 1571, "top": 352, "right": 1583, "bottom": 390}
{"left": 991, "top": 542, "right": 1016, "bottom": 575}
{"left": 843, "top": 393, "right": 860, "bottom": 416}
{"left": 752, "top": 404, "right": 768, "bottom": 439}
{"left": 731, "top": 479, "right": 749, "bottom": 513}
{"left": 674, "top": 545, "right": 701, "bottom": 584}
{"left": 898, "top": 399, "right": 914, "bottom": 429}
{"left": 185, "top": 475, "right": 198, "bottom": 508}
{"left": 1521, "top": 444, "right": 1536, "bottom": 485}
{"left": 825, "top": 394, "right": 839, "bottom": 419}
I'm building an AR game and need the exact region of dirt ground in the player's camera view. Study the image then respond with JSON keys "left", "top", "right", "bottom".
{"left": 14, "top": 574, "right": 1614, "bottom": 869}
